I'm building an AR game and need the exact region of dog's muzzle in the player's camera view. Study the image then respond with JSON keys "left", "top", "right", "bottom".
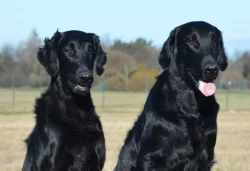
{"left": 203, "top": 64, "right": 219, "bottom": 81}
{"left": 73, "top": 72, "right": 93, "bottom": 93}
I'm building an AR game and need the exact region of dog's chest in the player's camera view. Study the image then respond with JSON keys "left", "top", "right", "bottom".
{"left": 164, "top": 118, "right": 213, "bottom": 168}
{"left": 42, "top": 132, "right": 90, "bottom": 169}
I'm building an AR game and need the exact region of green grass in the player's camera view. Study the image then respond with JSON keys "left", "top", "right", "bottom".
{"left": 0, "top": 88, "right": 250, "bottom": 114}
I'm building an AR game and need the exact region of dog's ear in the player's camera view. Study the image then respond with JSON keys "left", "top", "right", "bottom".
{"left": 37, "top": 30, "right": 61, "bottom": 76}
{"left": 92, "top": 35, "right": 107, "bottom": 76}
{"left": 217, "top": 30, "right": 228, "bottom": 71}
{"left": 158, "top": 28, "right": 177, "bottom": 69}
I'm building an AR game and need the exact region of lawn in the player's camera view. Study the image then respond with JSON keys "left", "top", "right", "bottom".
{"left": 0, "top": 88, "right": 250, "bottom": 171}
{"left": 1, "top": 88, "right": 250, "bottom": 114}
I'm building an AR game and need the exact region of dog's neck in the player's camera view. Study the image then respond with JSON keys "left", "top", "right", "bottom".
{"left": 48, "top": 76, "right": 94, "bottom": 112}
{"left": 147, "top": 63, "right": 216, "bottom": 118}
{"left": 34, "top": 76, "right": 98, "bottom": 130}
{"left": 171, "top": 64, "right": 218, "bottom": 116}
{"left": 147, "top": 63, "right": 198, "bottom": 116}
{"left": 144, "top": 63, "right": 208, "bottom": 150}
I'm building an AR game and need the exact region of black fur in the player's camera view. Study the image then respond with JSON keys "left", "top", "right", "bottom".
{"left": 22, "top": 30, "right": 107, "bottom": 171}
{"left": 114, "top": 21, "right": 228, "bottom": 171}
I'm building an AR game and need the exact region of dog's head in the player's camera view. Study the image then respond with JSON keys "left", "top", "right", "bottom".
{"left": 37, "top": 30, "right": 107, "bottom": 96}
{"left": 159, "top": 21, "right": 228, "bottom": 96}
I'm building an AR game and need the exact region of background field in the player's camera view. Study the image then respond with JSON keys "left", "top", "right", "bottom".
{"left": 0, "top": 89, "right": 250, "bottom": 171}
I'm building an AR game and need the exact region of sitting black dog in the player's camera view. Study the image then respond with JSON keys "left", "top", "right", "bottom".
{"left": 22, "top": 30, "right": 107, "bottom": 171}
{"left": 114, "top": 21, "right": 228, "bottom": 171}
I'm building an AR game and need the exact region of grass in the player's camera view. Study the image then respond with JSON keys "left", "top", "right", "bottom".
{"left": 1, "top": 88, "right": 250, "bottom": 114}
{"left": 0, "top": 112, "right": 250, "bottom": 171}
{"left": 0, "top": 88, "right": 250, "bottom": 170}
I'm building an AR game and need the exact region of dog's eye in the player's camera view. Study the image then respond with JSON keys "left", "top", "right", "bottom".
{"left": 66, "top": 49, "right": 73, "bottom": 55}
{"left": 188, "top": 40, "right": 194, "bottom": 45}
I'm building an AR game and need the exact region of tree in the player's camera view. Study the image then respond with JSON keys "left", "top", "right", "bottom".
{"left": 0, "top": 45, "right": 16, "bottom": 87}
{"left": 242, "top": 64, "right": 250, "bottom": 79}
{"left": 15, "top": 28, "right": 48, "bottom": 87}
{"left": 31, "top": 28, "right": 39, "bottom": 39}
{"left": 132, "top": 38, "right": 153, "bottom": 47}
{"left": 106, "top": 50, "right": 138, "bottom": 90}
{"left": 241, "top": 52, "right": 250, "bottom": 79}
{"left": 127, "top": 65, "right": 159, "bottom": 91}
{"left": 220, "top": 51, "right": 250, "bottom": 81}
{"left": 0, "top": 45, "right": 15, "bottom": 72}
{"left": 110, "top": 38, "right": 159, "bottom": 70}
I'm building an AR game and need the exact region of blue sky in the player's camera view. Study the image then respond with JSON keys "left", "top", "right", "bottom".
{"left": 0, "top": 0, "right": 249, "bottom": 59}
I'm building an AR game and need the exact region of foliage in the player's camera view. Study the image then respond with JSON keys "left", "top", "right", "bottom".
{"left": 0, "top": 29, "right": 250, "bottom": 90}
{"left": 127, "top": 65, "right": 159, "bottom": 91}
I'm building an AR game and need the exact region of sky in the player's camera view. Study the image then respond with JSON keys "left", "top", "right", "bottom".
{"left": 0, "top": 0, "right": 250, "bottom": 59}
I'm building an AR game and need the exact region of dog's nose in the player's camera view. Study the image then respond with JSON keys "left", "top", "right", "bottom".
{"left": 79, "top": 74, "right": 93, "bottom": 84}
{"left": 204, "top": 65, "right": 219, "bottom": 78}
{"left": 205, "top": 65, "right": 219, "bottom": 74}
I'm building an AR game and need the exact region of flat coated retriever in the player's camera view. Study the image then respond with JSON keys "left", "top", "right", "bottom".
{"left": 114, "top": 21, "right": 228, "bottom": 171}
{"left": 22, "top": 30, "right": 107, "bottom": 171}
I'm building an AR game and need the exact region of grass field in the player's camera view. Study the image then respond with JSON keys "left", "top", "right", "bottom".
{"left": 1, "top": 88, "right": 250, "bottom": 114}
{"left": 0, "top": 88, "right": 250, "bottom": 171}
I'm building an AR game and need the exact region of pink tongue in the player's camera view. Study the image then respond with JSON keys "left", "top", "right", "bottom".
{"left": 198, "top": 81, "right": 216, "bottom": 97}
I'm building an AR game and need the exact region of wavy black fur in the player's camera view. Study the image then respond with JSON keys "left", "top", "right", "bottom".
{"left": 114, "top": 21, "right": 227, "bottom": 171}
{"left": 22, "top": 30, "right": 106, "bottom": 171}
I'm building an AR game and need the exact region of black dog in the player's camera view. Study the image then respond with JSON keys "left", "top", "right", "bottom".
{"left": 114, "top": 21, "right": 228, "bottom": 171}
{"left": 22, "top": 30, "right": 107, "bottom": 171}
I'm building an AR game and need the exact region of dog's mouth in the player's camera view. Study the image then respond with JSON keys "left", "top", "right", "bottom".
{"left": 73, "top": 83, "right": 90, "bottom": 94}
{"left": 186, "top": 69, "right": 216, "bottom": 97}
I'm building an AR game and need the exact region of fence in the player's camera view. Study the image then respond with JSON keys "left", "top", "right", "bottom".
{"left": 0, "top": 75, "right": 250, "bottom": 114}
{"left": 217, "top": 79, "right": 249, "bottom": 90}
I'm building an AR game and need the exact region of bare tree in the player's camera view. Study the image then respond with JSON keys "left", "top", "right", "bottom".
{"left": 0, "top": 45, "right": 15, "bottom": 87}
{"left": 106, "top": 50, "right": 138, "bottom": 90}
